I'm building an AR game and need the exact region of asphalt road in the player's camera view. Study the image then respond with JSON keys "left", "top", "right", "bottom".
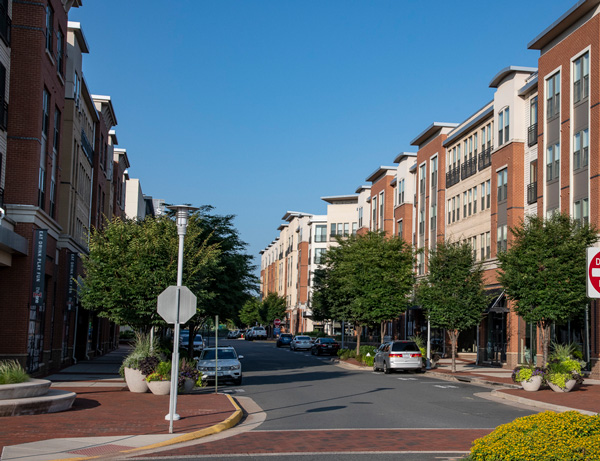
{"left": 137, "top": 338, "right": 536, "bottom": 460}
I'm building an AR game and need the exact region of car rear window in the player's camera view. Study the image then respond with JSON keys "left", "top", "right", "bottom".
{"left": 281, "top": 334, "right": 293, "bottom": 338}
{"left": 296, "top": 336, "right": 311, "bottom": 341}
{"left": 391, "top": 342, "right": 419, "bottom": 352}
{"left": 320, "top": 338, "right": 335, "bottom": 343}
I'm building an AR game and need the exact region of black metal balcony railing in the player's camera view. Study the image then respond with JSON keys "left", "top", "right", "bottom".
{"left": 460, "top": 156, "right": 477, "bottom": 180}
{"left": 446, "top": 165, "right": 460, "bottom": 187}
{"left": 0, "top": 186, "right": 4, "bottom": 209}
{"left": 527, "top": 182, "right": 537, "bottom": 204}
{"left": 528, "top": 123, "right": 538, "bottom": 147}
{"left": 478, "top": 147, "right": 492, "bottom": 171}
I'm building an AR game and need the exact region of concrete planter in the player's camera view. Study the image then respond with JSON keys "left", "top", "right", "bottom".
{"left": 0, "top": 379, "right": 51, "bottom": 400}
{"left": 548, "top": 379, "right": 578, "bottom": 393}
{"left": 147, "top": 380, "right": 170, "bottom": 395}
{"left": 520, "top": 375, "right": 542, "bottom": 392}
{"left": 124, "top": 367, "right": 148, "bottom": 393}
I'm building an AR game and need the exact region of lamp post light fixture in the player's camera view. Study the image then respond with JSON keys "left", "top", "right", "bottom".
{"left": 165, "top": 205, "right": 199, "bottom": 434}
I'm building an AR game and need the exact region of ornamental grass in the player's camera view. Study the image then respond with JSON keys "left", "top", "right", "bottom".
{"left": 469, "top": 411, "right": 600, "bottom": 460}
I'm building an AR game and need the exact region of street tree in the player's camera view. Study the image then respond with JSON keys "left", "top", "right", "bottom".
{"left": 313, "top": 231, "right": 415, "bottom": 354}
{"left": 80, "top": 215, "right": 220, "bottom": 333}
{"left": 497, "top": 213, "right": 598, "bottom": 366}
{"left": 239, "top": 297, "right": 262, "bottom": 327}
{"left": 261, "top": 292, "right": 287, "bottom": 324}
{"left": 416, "top": 240, "right": 487, "bottom": 372}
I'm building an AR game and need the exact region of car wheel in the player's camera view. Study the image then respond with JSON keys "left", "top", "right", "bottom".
{"left": 373, "top": 363, "right": 378, "bottom": 372}
{"left": 383, "top": 362, "right": 390, "bottom": 374}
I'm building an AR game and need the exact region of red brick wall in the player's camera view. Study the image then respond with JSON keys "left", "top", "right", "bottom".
{"left": 370, "top": 173, "right": 395, "bottom": 235}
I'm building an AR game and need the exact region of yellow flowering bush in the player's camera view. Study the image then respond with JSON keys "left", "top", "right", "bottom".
{"left": 469, "top": 411, "right": 600, "bottom": 460}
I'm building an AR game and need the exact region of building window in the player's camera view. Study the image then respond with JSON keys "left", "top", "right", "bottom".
{"left": 372, "top": 196, "right": 377, "bottom": 230}
{"left": 358, "top": 207, "right": 363, "bottom": 228}
{"left": 0, "top": 62, "right": 6, "bottom": 131}
{"left": 546, "top": 143, "right": 560, "bottom": 181}
{"left": 480, "top": 233, "right": 485, "bottom": 260}
{"left": 337, "top": 223, "right": 343, "bottom": 236}
{"left": 528, "top": 161, "right": 538, "bottom": 204}
{"left": 473, "top": 187, "right": 477, "bottom": 214}
{"left": 472, "top": 236, "right": 477, "bottom": 260}
{"left": 417, "top": 252, "right": 424, "bottom": 276}
{"left": 430, "top": 203, "right": 437, "bottom": 232}
{"left": 573, "top": 52, "right": 589, "bottom": 104}
{"left": 546, "top": 72, "right": 560, "bottom": 119}
{"left": 398, "top": 179, "right": 405, "bottom": 205}
{"left": 573, "top": 198, "right": 589, "bottom": 226}
{"left": 431, "top": 157, "right": 438, "bottom": 188}
{"left": 573, "top": 129, "right": 589, "bottom": 170}
{"left": 468, "top": 189, "right": 473, "bottom": 216}
{"left": 486, "top": 231, "right": 491, "bottom": 259}
{"left": 330, "top": 223, "right": 336, "bottom": 237}
{"left": 45, "top": 4, "right": 54, "bottom": 54}
{"left": 419, "top": 164, "right": 426, "bottom": 195}
{"left": 344, "top": 222, "right": 350, "bottom": 237}
{"left": 498, "top": 107, "right": 509, "bottom": 146}
{"left": 397, "top": 220, "right": 403, "bottom": 237}
{"left": 449, "top": 199, "right": 453, "bottom": 224}
{"left": 463, "top": 191, "right": 467, "bottom": 218}
{"left": 419, "top": 208, "right": 425, "bottom": 235}
{"left": 528, "top": 96, "right": 538, "bottom": 146}
{"left": 56, "top": 28, "right": 64, "bottom": 76}
{"left": 314, "top": 248, "right": 326, "bottom": 265}
{"left": 497, "top": 225, "right": 508, "bottom": 253}
{"left": 497, "top": 168, "right": 508, "bottom": 202}
{"left": 0, "top": 0, "right": 10, "bottom": 47}
{"left": 315, "top": 225, "right": 327, "bottom": 243}
{"left": 455, "top": 195, "right": 460, "bottom": 221}
{"left": 352, "top": 222, "right": 357, "bottom": 235}
{"left": 379, "top": 192, "right": 384, "bottom": 229}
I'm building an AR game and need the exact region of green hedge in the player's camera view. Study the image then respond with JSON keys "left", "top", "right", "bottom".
{"left": 468, "top": 411, "right": 600, "bottom": 460}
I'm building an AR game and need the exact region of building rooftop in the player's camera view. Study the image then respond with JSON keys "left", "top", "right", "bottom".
{"left": 393, "top": 152, "right": 417, "bottom": 164}
{"left": 365, "top": 166, "right": 396, "bottom": 183}
{"left": 410, "top": 122, "right": 458, "bottom": 147}
{"left": 489, "top": 66, "right": 537, "bottom": 88}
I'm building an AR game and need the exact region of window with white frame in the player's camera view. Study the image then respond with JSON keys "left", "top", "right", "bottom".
{"left": 372, "top": 196, "right": 377, "bottom": 230}
{"left": 546, "top": 72, "right": 560, "bottom": 119}
{"left": 379, "top": 192, "right": 384, "bottom": 229}
{"left": 45, "top": 4, "right": 54, "bottom": 54}
{"left": 498, "top": 107, "right": 509, "bottom": 146}
{"left": 448, "top": 199, "right": 452, "bottom": 224}
{"left": 431, "top": 157, "right": 438, "bottom": 188}
{"left": 352, "top": 222, "right": 357, "bottom": 235}
{"left": 573, "top": 198, "right": 589, "bottom": 226}
{"left": 358, "top": 207, "right": 363, "bottom": 228}
{"left": 344, "top": 222, "right": 350, "bottom": 236}
{"left": 419, "top": 164, "right": 426, "bottom": 194}
{"left": 397, "top": 220, "right": 403, "bottom": 237}
{"left": 314, "top": 248, "right": 326, "bottom": 265}
{"left": 473, "top": 187, "right": 477, "bottom": 214}
{"left": 573, "top": 52, "right": 589, "bottom": 104}
{"left": 546, "top": 143, "right": 560, "bottom": 181}
{"left": 451, "top": 198, "right": 455, "bottom": 223}
{"left": 463, "top": 191, "right": 467, "bottom": 217}
{"left": 330, "top": 222, "right": 336, "bottom": 237}
{"left": 497, "top": 168, "right": 508, "bottom": 202}
{"left": 455, "top": 195, "right": 460, "bottom": 221}
{"left": 315, "top": 224, "right": 327, "bottom": 243}
{"left": 397, "top": 178, "right": 405, "bottom": 205}
{"left": 573, "top": 129, "right": 589, "bottom": 170}
{"left": 497, "top": 225, "right": 508, "bottom": 253}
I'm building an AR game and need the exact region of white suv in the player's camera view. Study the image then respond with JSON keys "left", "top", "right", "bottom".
{"left": 245, "top": 326, "right": 267, "bottom": 341}
{"left": 197, "top": 347, "right": 243, "bottom": 385}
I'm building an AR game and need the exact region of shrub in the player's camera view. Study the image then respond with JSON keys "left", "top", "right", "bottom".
{"left": 338, "top": 348, "right": 351, "bottom": 360}
{"left": 178, "top": 358, "right": 199, "bottom": 388}
{"left": 363, "top": 355, "right": 374, "bottom": 367}
{"left": 359, "top": 345, "right": 377, "bottom": 357}
{"left": 468, "top": 411, "right": 600, "bottom": 460}
{"left": 511, "top": 363, "right": 546, "bottom": 383}
{"left": 138, "top": 356, "right": 160, "bottom": 377}
{"left": 120, "top": 333, "right": 162, "bottom": 377}
{"left": 146, "top": 361, "right": 171, "bottom": 382}
{"left": 0, "top": 360, "right": 30, "bottom": 384}
{"left": 547, "top": 360, "right": 584, "bottom": 389}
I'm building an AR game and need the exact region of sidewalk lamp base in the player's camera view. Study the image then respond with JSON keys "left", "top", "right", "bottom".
{"left": 165, "top": 413, "right": 181, "bottom": 421}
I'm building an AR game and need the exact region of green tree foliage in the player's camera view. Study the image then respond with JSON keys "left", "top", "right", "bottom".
{"left": 181, "top": 206, "right": 259, "bottom": 341}
{"left": 416, "top": 240, "right": 487, "bottom": 372}
{"left": 497, "top": 213, "right": 598, "bottom": 366}
{"left": 239, "top": 297, "right": 262, "bottom": 327}
{"left": 80, "top": 215, "right": 220, "bottom": 333}
{"left": 313, "top": 232, "right": 415, "bottom": 354}
{"left": 262, "top": 292, "right": 287, "bottom": 324}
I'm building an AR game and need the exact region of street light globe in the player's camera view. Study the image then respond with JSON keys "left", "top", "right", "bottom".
{"left": 166, "top": 205, "right": 200, "bottom": 235}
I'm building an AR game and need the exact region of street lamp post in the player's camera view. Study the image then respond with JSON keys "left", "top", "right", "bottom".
{"left": 165, "top": 205, "right": 198, "bottom": 434}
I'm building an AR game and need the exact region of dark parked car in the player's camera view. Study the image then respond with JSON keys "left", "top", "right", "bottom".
{"left": 276, "top": 333, "right": 293, "bottom": 347}
{"left": 311, "top": 337, "right": 340, "bottom": 356}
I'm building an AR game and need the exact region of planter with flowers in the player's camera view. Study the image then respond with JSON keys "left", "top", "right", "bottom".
{"left": 547, "top": 359, "right": 584, "bottom": 393}
{"left": 145, "top": 360, "right": 172, "bottom": 395}
{"left": 120, "top": 333, "right": 161, "bottom": 393}
{"left": 512, "top": 363, "right": 546, "bottom": 392}
{"left": 178, "top": 358, "right": 201, "bottom": 394}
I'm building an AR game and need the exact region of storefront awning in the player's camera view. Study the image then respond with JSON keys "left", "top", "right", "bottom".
{"left": 486, "top": 289, "right": 508, "bottom": 313}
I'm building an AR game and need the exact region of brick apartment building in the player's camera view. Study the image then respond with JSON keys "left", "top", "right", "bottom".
{"left": 0, "top": 1, "right": 142, "bottom": 376}
{"left": 260, "top": 0, "right": 600, "bottom": 378}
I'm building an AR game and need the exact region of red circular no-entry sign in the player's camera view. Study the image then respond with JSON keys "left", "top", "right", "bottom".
{"left": 587, "top": 248, "right": 600, "bottom": 298}
{"left": 274, "top": 318, "right": 281, "bottom": 327}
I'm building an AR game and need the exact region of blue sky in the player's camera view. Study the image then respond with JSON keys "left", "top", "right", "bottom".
{"left": 71, "top": 1, "right": 571, "bottom": 271}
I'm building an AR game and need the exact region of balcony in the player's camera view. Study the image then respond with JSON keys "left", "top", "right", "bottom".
{"left": 446, "top": 165, "right": 460, "bottom": 187}
{"left": 0, "top": 186, "right": 4, "bottom": 209}
{"left": 528, "top": 123, "right": 538, "bottom": 147}
{"left": 0, "top": 101, "right": 6, "bottom": 131}
{"left": 81, "top": 129, "right": 94, "bottom": 163}
{"left": 478, "top": 147, "right": 492, "bottom": 171}
{"left": 460, "top": 156, "right": 477, "bottom": 180}
{"left": 527, "top": 182, "right": 537, "bottom": 204}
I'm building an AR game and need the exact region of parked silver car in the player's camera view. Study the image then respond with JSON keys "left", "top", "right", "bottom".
{"left": 196, "top": 346, "right": 243, "bottom": 385}
{"left": 373, "top": 340, "right": 423, "bottom": 373}
{"left": 290, "top": 335, "right": 312, "bottom": 351}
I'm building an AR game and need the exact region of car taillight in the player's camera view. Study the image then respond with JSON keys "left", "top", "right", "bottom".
{"left": 410, "top": 353, "right": 422, "bottom": 358}
{"left": 389, "top": 353, "right": 402, "bottom": 358}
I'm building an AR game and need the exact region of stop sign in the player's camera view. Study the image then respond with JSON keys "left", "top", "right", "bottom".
{"left": 274, "top": 318, "right": 281, "bottom": 327}
{"left": 587, "top": 248, "right": 600, "bottom": 298}
{"left": 157, "top": 286, "right": 197, "bottom": 324}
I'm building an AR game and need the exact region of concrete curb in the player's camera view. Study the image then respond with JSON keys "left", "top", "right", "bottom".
{"left": 424, "top": 371, "right": 521, "bottom": 389}
{"left": 489, "top": 389, "right": 598, "bottom": 416}
{"left": 50, "top": 394, "right": 244, "bottom": 461}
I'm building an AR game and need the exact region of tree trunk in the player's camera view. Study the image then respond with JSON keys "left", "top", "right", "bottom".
{"left": 380, "top": 321, "right": 386, "bottom": 344}
{"left": 448, "top": 329, "right": 460, "bottom": 373}
{"left": 355, "top": 325, "right": 362, "bottom": 355}
{"left": 539, "top": 320, "right": 551, "bottom": 367}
